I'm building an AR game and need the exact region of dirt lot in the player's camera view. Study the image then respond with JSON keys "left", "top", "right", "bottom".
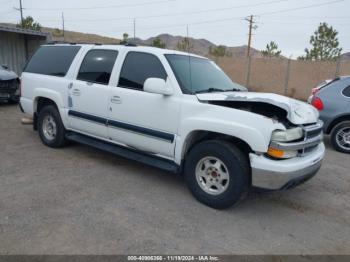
{"left": 0, "top": 104, "right": 349, "bottom": 255}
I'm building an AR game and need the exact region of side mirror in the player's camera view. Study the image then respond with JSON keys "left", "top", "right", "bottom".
{"left": 2, "top": 64, "right": 9, "bottom": 70}
{"left": 144, "top": 78, "right": 173, "bottom": 96}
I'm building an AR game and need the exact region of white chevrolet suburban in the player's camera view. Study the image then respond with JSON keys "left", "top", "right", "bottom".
{"left": 20, "top": 43, "right": 325, "bottom": 209}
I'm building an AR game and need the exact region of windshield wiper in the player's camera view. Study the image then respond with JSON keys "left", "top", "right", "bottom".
{"left": 194, "top": 87, "right": 226, "bottom": 94}
{"left": 223, "top": 88, "right": 242, "bottom": 92}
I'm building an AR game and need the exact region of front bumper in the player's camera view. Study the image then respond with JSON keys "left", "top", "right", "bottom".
{"left": 250, "top": 143, "right": 325, "bottom": 190}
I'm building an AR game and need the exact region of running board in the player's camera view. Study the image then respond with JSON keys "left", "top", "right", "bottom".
{"left": 65, "top": 132, "right": 180, "bottom": 173}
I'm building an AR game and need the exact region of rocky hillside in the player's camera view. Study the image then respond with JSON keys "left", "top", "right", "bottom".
{"left": 133, "top": 33, "right": 262, "bottom": 58}
{"left": 1, "top": 22, "right": 261, "bottom": 58}
{"left": 341, "top": 52, "right": 350, "bottom": 60}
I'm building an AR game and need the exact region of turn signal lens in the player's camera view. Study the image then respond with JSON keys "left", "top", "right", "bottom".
{"left": 267, "top": 147, "right": 298, "bottom": 159}
{"left": 267, "top": 147, "right": 284, "bottom": 158}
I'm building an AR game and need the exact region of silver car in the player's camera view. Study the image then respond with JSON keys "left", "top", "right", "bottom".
{"left": 310, "top": 76, "right": 350, "bottom": 154}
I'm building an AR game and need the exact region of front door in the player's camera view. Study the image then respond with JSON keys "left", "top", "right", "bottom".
{"left": 108, "top": 51, "right": 180, "bottom": 158}
{"left": 68, "top": 49, "right": 118, "bottom": 139}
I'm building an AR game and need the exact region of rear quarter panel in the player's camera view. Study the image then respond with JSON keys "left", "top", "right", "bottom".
{"left": 317, "top": 78, "right": 350, "bottom": 133}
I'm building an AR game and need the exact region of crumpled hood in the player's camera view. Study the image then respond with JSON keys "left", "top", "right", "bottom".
{"left": 0, "top": 68, "right": 18, "bottom": 81}
{"left": 196, "top": 91, "right": 319, "bottom": 125}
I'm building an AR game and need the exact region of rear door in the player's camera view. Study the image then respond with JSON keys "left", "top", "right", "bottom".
{"left": 68, "top": 48, "right": 118, "bottom": 138}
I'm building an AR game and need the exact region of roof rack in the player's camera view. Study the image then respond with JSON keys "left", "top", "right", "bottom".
{"left": 118, "top": 41, "right": 138, "bottom": 47}
{"left": 45, "top": 41, "right": 138, "bottom": 47}
{"left": 46, "top": 41, "right": 103, "bottom": 45}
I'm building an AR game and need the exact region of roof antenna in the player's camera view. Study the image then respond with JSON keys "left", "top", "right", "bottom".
{"left": 186, "top": 25, "right": 193, "bottom": 93}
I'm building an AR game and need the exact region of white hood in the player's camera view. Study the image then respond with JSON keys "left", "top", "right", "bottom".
{"left": 196, "top": 91, "right": 319, "bottom": 125}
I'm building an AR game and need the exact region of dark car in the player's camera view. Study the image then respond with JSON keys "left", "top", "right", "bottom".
{"left": 0, "top": 65, "right": 20, "bottom": 103}
{"left": 310, "top": 76, "right": 350, "bottom": 154}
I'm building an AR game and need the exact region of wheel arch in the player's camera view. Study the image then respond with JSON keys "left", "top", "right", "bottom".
{"left": 326, "top": 114, "right": 350, "bottom": 134}
{"left": 180, "top": 130, "right": 253, "bottom": 167}
{"left": 33, "top": 93, "right": 65, "bottom": 130}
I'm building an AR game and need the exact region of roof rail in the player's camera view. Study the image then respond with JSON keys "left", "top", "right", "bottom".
{"left": 118, "top": 41, "right": 138, "bottom": 47}
{"left": 45, "top": 41, "right": 137, "bottom": 46}
{"left": 46, "top": 41, "right": 103, "bottom": 45}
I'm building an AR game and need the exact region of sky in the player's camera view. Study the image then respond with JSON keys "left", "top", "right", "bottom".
{"left": 0, "top": 0, "right": 349, "bottom": 57}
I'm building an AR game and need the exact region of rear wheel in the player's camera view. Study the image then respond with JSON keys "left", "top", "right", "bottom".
{"left": 330, "top": 121, "right": 350, "bottom": 154}
{"left": 38, "top": 105, "right": 67, "bottom": 148}
{"left": 184, "top": 140, "right": 250, "bottom": 209}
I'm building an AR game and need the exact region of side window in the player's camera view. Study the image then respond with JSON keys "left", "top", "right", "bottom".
{"left": 118, "top": 52, "right": 167, "bottom": 90}
{"left": 343, "top": 85, "right": 350, "bottom": 97}
{"left": 77, "top": 49, "right": 118, "bottom": 85}
{"left": 24, "top": 46, "right": 81, "bottom": 76}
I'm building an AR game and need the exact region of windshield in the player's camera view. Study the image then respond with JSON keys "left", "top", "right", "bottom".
{"left": 165, "top": 54, "right": 246, "bottom": 94}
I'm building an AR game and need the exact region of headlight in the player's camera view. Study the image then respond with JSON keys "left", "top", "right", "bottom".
{"left": 267, "top": 127, "right": 304, "bottom": 159}
{"left": 271, "top": 127, "right": 303, "bottom": 142}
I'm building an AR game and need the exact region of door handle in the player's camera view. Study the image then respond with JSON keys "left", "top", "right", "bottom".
{"left": 72, "top": 89, "right": 81, "bottom": 96}
{"left": 111, "top": 96, "right": 122, "bottom": 104}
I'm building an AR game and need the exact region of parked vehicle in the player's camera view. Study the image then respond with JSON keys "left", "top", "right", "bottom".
{"left": 20, "top": 43, "right": 325, "bottom": 209}
{"left": 307, "top": 79, "right": 332, "bottom": 103}
{"left": 310, "top": 76, "right": 350, "bottom": 154}
{"left": 0, "top": 65, "right": 20, "bottom": 103}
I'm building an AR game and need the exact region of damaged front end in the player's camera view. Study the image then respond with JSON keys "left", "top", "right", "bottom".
{"left": 197, "top": 91, "right": 325, "bottom": 190}
{"left": 197, "top": 92, "right": 323, "bottom": 160}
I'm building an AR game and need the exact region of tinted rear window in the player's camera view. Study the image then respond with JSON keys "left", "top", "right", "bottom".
{"left": 343, "top": 85, "right": 350, "bottom": 97}
{"left": 24, "top": 46, "right": 81, "bottom": 77}
{"left": 77, "top": 49, "right": 118, "bottom": 85}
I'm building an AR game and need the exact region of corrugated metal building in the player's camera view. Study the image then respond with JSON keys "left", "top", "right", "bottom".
{"left": 0, "top": 25, "right": 50, "bottom": 74}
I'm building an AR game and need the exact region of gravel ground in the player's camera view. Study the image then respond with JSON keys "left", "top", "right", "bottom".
{"left": 0, "top": 103, "right": 349, "bottom": 255}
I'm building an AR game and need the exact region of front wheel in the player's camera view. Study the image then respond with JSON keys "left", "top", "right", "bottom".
{"left": 38, "top": 105, "right": 68, "bottom": 148}
{"left": 330, "top": 121, "right": 350, "bottom": 154}
{"left": 184, "top": 140, "right": 250, "bottom": 209}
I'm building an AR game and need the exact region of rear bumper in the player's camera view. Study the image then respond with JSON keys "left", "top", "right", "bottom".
{"left": 250, "top": 143, "right": 325, "bottom": 190}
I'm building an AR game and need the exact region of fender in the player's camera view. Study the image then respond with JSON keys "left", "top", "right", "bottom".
{"left": 33, "top": 88, "right": 68, "bottom": 127}
{"left": 174, "top": 114, "right": 285, "bottom": 164}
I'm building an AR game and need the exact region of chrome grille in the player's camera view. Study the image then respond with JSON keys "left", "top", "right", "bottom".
{"left": 300, "top": 121, "right": 324, "bottom": 155}
{"left": 0, "top": 79, "right": 17, "bottom": 91}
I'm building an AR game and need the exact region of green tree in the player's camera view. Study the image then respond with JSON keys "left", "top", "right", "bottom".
{"left": 209, "top": 45, "right": 230, "bottom": 60}
{"left": 176, "top": 37, "right": 192, "bottom": 52}
{"left": 261, "top": 41, "right": 282, "bottom": 57}
{"left": 17, "top": 16, "right": 41, "bottom": 31}
{"left": 122, "top": 33, "right": 129, "bottom": 41}
{"left": 52, "top": 28, "right": 62, "bottom": 37}
{"left": 299, "top": 23, "right": 342, "bottom": 61}
{"left": 151, "top": 37, "right": 166, "bottom": 48}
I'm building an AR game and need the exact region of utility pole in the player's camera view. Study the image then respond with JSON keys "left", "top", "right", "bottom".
{"left": 62, "top": 12, "right": 65, "bottom": 41}
{"left": 186, "top": 25, "right": 189, "bottom": 52}
{"left": 245, "top": 15, "right": 257, "bottom": 58}
{"left": 14, "top": 0, "right": 24, "bottom": 25}
{"left": 133, "top": 18, "right": 136, "bottom": 40}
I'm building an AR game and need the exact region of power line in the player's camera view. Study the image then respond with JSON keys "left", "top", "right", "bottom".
{"left": 0, "top": 9, "right": 15, "bottom": 16}
{"left": 135, "top": 0, "right": 345, "bottom": 31}
{"left": 257, "top": 0, "right": 345, "bottom": 16}
{"left": 39, "top": 0, "right": 287, "bottom": 22}
{"left": 25, "top": 0, "right": 176, "bottom": 11}
{"left": 0, "top": 0, "right": 13, "bottom": 4}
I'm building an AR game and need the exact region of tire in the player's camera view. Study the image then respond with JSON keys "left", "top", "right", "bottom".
{"left": 330, "top": 121, "right": 350, "bottom": 154}
{"left": 184, "top": 140, "right": 250, "bottom": 209}
{"left": 38, "top": 105, "right": 68, "bottom": 148}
